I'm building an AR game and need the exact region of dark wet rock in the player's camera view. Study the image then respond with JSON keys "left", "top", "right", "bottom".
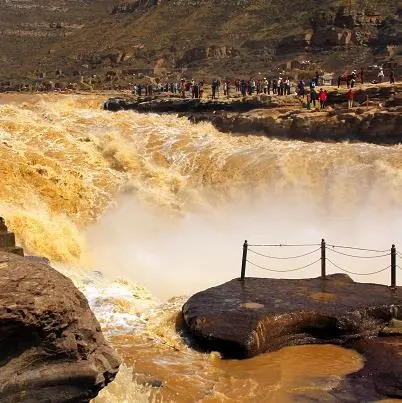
{"left": 182, "top": 274, "right": 401, "bottom": 359}
{"left": 332, "top": 337, "right": 402, "bottom": 401}
{"left": 104, "top": 96, "right": 278, "bottom": 113}
{"left": 0, "top": 251, "right": 120, "bottom": 402}
{"left": 142, "top": 379, "right": 164, "bottom": 388}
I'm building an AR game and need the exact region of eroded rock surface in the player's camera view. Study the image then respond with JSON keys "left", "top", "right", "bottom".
{"left": 0, "top": 252, "right": 120, "bottom": 402}
{"left": 182, "top": 274, "right": 402, "bottom": 359}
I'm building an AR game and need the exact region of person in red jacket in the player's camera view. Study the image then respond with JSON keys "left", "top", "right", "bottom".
{"left": 347, "top": 88, "right": 355, "bottom": 109}
{"left": 318, "top": 89, "right": 327, "bottom": 110}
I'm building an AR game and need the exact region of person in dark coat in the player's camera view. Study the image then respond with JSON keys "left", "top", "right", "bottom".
{"left": 390, "top": 69, "right": 395, "bottom": 84}
{"left": 272, "top": 79, "right": 278, "bottom": 94}
{"left": 297, "top": 80, "right": 305, "bottom": 98}
{"left": 311, "top": 87, "right": 318, "bottom": 108}
{"left": 241, "top": 80, "right": 247, "bottom": 97}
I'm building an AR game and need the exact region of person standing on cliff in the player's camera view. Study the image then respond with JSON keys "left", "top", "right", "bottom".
{"left": 263, "top": 78, "right": 268, "bottom": 94}
{"left": 297, "top": 80, "right": 305, "bottom": 98}
{"left": 390, "top": 69, "right": 395, "bottom": 84}
{"left": 211, "top": 80, "right": 217, "bottom": 99}
{"left": 217, "top": 80, "right": 221, "bottom": 97}
{"left": 319, "top": 89, "right": 327, "bottom": 110}
{"left": 311, "top": 87, "right": 318, "bottom": 108}
{"left": 272, "top": 79, "right": 278, "bottom": 94}
{"left": 378, "top": 66, "right": 384, "bottom": 83}
{"left": 180, "top": 79, "right": 186, "bottom": 98}
{"left": 227, "top": 81, "right": 231, "bottom": 98}
{"left": 306, "top": 91, "right": 312, "bottom": 110}
{"left": 350, "top": 70, "right": 356, "bottom": 88}
{"left": 347, "top": 88, "right": 355, "bottom": 109}
{"left": 241, "top": 80, "right": 247, "bottom": 97}
{"left": 199, "top": 82, "right": 204, "bottom": 98}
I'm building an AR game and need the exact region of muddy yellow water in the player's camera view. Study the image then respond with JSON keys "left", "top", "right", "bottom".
{"left": 100, "top": 334, "right": 363, "bottom": 402}
{"left": 1, "top": 93, "right": 401, "bottom": 401}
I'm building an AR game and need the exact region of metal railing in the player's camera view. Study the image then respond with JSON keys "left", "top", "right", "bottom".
{"left": 240, "top": 239, "right": 399, "bottom": 288}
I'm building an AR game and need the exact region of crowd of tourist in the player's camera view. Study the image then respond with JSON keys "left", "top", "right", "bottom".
{"left": 131, "top": 66, "right": 397, "bottom": 110}
{"left": 337, "top": 66, "right": 396, "bottom": 88}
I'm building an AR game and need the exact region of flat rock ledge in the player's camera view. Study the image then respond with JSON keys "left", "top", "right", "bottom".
{"left": 104, "top": 85, "right": 402, "bottom": 145}
{"left": 0, "top": 252, "right": 120, "bottom": 403}
{"left": 182, "top": 274, "right": 401, "bottom": 359}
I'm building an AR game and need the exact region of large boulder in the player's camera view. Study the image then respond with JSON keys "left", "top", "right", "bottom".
{"left": 0, "top": 252, "right": 120, "bottom": 402}
{"left": 182, "top": 274, "right": 402, "bottom": 359}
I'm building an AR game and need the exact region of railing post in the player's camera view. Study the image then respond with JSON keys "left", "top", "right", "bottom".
{"left": 321, "top": 239, "right": 326, "bottom": 279}
{"left": 391, "top": 244, "right": 396, "bottom": 288}
{"left": 240, "top": 240, "right": 248, "bottom": 281}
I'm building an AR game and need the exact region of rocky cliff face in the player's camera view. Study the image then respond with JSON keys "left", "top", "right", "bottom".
{"left": 0, "top": 0, "right": 400, "bottom": 84}
{"left": 0, "top": 251, "right": 120, "bottom": 402}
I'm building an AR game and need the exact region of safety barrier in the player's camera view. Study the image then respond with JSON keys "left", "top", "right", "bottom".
{"left": 240, "top": 239, "right": 400, "bottom": 288}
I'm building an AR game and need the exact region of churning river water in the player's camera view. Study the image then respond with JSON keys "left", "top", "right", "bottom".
{"left": 0, "top": 93, "right": 401, "bottom": 402}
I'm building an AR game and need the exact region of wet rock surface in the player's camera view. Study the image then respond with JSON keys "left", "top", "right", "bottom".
{"left": 0, "top": 251, "right": 120, "bottom": 402}
{"left": 182, "top": 274, "right": 402, "bottom": 359}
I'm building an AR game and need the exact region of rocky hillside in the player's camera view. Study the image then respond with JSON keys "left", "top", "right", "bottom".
{"left": 0, "top": 0, "right": 401, "bottom": 87}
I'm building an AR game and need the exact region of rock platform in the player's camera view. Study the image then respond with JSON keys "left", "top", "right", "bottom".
{"left": 182, "top": 274, "right": 402, "bottom": 399}
{"left": 182, "top": 274, "right": 401, "bottom": 359}
{"left": 104, "top": 84, "right": 402, "bottom": 145}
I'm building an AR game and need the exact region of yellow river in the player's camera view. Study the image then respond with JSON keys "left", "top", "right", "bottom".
{"left": 0, "top": 93, "right": 401, "bottom": 402}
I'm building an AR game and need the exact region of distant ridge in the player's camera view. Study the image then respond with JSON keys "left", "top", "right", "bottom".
{"left": 0, "top": 0, "right": 400, "bottom": 85}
